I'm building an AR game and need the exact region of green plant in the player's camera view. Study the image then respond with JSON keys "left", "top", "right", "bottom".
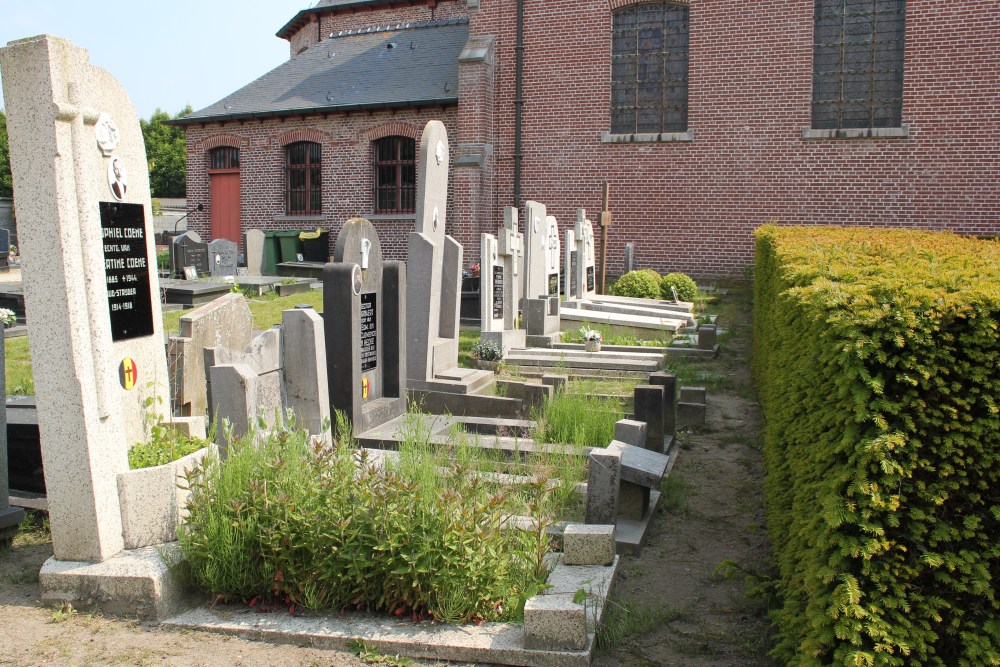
{"left": 471, "top": 338, "right": 504, "bottom": 362}
{"left": 179, "top": 412, "right": 571, "bottom": 623}
{"left": 156, "top": 249, "right": 170, "bottom": 271}
{"left": 753, "top": 225, "right": 1000, "bottom": 666}
{"left": 348, "top": 640, "right": 413, "bottom": 666}
{"left": 127, "top": 391, "right": 212, "bottom": 469}
{"left": 533, "top": 391, "right": 623, "bottom": 449}
{"left": 610, "top": 270, "right": 660, "bottom": 299}
{"left": 596, "top": 593, "right": 681, "bottom": 650}
{"left": 660, "top": 272, "right": 698, "bottom": 302}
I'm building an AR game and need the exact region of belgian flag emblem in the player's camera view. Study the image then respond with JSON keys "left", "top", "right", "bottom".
{"left": 361, "top": 377, "right": 370, "bottom": 399}
{"left": 119, "top": 357, "right": 138, "bottom": 390}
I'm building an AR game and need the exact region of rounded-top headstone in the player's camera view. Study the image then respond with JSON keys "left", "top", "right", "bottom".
{"left": 334, "top": 217, "right": 384, "bottom": 291}
{"left": 414, "top": 121, "right": 449, "bottom": 242}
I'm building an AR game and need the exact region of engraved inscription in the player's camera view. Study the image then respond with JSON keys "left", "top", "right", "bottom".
{"left": 360, "top": 292, "right": 377, "bottom": 373}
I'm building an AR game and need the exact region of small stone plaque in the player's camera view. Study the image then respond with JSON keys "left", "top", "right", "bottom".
{"left": 570, "top": 250, "right": 578, "bottom": 295}
{"left": 360, "top": 291, "right": 377, "bottom": 372}
{"left": 100, "top": 202, "right": 154, "bottom": 341}
{"left": 548, "top": 273, "right": 559, "bottom": 296}
{"left": 492, "top": 265, "right": 504, "bottom": 321}
{"left": 587, "top": 266, "right": 595, "bottom": 292}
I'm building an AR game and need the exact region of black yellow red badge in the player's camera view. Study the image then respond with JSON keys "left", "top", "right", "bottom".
{"left": 361, "top": 377, "right": 370, "bottom": 399}
{"left": 119, "top": 357, "right": 138, "bottom": 390}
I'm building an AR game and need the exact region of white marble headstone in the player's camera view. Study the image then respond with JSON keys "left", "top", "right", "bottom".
{"left": 523, "top": 200, "right": 548, "bottom": 301}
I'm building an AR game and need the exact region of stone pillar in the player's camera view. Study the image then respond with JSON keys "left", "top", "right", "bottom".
{"left": 633, "top": 385, "right": 665, "bottom": 453}
{"left": 648, "top": 371, "right": 677, "bottom": 439}
{"left": 585, "top": 447, "right": 621, "bottom": 525}
{"left": 282, "top": 307, "right": 330, "bottom": 438}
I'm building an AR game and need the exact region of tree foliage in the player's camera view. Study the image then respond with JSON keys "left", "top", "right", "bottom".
{"left": 0, "top": 109, "right": 12, "bottom": 198}
{"left": 140, "top": 105, "right": 190, "bottom": 198}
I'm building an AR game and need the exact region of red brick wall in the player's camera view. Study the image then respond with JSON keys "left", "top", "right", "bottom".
{"left": 470, "top": 0, "right": 1000, "bottom": 279}
{"left": 184, "top": 107, "right": 459, "bottom": 262}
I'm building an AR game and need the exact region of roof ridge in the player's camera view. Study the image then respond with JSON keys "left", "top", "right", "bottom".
{"left": 327, "top": 17, "right": 468, "bottom": 40}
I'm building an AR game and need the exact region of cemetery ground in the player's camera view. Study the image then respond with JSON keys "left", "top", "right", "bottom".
{"left": 0, "top": 286, "right": 774, "bottom": 667}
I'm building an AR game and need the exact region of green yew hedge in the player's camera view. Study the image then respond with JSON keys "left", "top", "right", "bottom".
{"left": 752, "top": 225, "right": 1000, "bottom": 666}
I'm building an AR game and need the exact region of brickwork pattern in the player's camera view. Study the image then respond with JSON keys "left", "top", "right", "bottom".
{"left": 185, "top": 107, "right": 459, "bottom": 262}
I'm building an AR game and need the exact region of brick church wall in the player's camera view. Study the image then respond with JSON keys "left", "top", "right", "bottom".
{"left": 469, "top": 0, "right": 1000, "bottom": 278}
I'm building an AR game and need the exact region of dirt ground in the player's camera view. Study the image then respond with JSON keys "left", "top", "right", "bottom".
{"left": 0, "top": 288, "right": 773, "bottom": 667}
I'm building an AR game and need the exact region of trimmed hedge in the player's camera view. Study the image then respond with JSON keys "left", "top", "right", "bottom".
{"left": 752, "top": 225, "right": 1000, "bottom": 666}
{"left": 660, "top": 272, "right": 697, "bottom": 302}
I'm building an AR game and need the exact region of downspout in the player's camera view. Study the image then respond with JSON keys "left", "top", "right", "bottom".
{"left": 513, "top": 0, "right": 525, "bottom": 207}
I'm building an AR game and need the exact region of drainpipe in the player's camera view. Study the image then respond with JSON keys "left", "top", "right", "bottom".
{"left": 513, "top": 0, "right": 525, "bottom": 207}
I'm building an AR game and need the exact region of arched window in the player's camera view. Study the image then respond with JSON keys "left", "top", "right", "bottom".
{"left": 812, "top": 0, "right": 905, "bottom": 129}
{"left": 286, "top": 141, "right": 322, "bottom": 214}
{"left": 373, "top": 136, "right": 416, "bottom": 214}
{"left": 611, "top": 2, "right": 689, "bottom": 134}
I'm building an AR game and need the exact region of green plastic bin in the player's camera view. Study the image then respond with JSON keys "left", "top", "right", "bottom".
{"left": 275, "top": 230, "right": 304, "bottom": 263}
{"left": 262, "top": 231, "right": 282, "bottom": 276}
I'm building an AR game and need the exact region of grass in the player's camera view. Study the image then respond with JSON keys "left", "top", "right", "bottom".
{"left": 532, "top": 390, "right": 624, "bottom": 449}
{"left": 4, "top": 335, "right": 32, "bottom": 395}
{"left": 596, "top": 593, "right": 683, "bottom": 650}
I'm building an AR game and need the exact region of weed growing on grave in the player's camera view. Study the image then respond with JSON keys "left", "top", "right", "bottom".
{"left": 3, "top": 335, "right": 33, "bottom": 395}
{"left": 348, "top": 640, "right": 414, "bottom": 666}
{"left": 179, "top": 411, "right": 574, "bottom": 623}
{"left": 595, "top": 592, "right": 682, "bottom": 650}
{"left": 127, "top": 391, "right": 214, "bottom": 469}
{"left": 532, "top": 391, "right": 623, "bottom": 449}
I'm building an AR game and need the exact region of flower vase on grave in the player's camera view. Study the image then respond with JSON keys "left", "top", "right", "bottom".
{"left": 585, "top": 339, "right": 601, "bottom": 353}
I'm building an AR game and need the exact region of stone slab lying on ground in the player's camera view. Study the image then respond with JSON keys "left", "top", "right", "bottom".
{"left": 159, "top": 279, "right": 232, "bottom": 307}
{"left": 586, "top": 293, "right": 695, "bottom": 314}
{"left": 163, "top": 555, "right": 619, "bottom": 667}
{"left": 551, "top": 341, "right": 719, "bottom": 360}
{"left": 565, "top": 300, "right": 696, "bottom": 325}
{"left": 504, "top": 348, "right": 664, "bottom": 373}
{"left": 557, "top": 304, "right": 686, "bottom": 332}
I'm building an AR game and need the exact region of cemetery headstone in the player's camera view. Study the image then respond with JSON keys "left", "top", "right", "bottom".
{"left": 623, "top": 242, "right": 636, "bottom": 275}
{"left": 522, "top": 200, "right": 548, "bottom": 301}
{"left": 1, "top": 33, "right": 172, "bottom": 608}
{"left": 282, "top": 306, "right": 330, "bottom": 438}
{"left": 545, "top": 215, "right": 561, "bottom": 297}
{"left": 563, "top": 226, "right": 576, "bottom": 298}
{"left": 405, "top": 121, "right": 491, "bottom": 393}
{"left": 498, "top": 206, "right": 524, "bottom": 316}
{"left": 171, "top": 231, "right": 209, "bottom": 279}
{"left": 326, "top": 218, "right": 406, "bottom": 433}
{"left": 480, "top": 226, "right": 526, "bottom": 350}
{"left": 207, "top": 238, "right": 238, "bottom": 277}
{"left": 0, "top": 228, "right": 10, "bottom": 272}
{"left": 167, "top": 293, "right": 253, "bottom": 417}
{"left": 575, "top": 209, "right": 597, "bottom": 299}
{"left": 245, "top": 229, "right": 265, "bottom": 276}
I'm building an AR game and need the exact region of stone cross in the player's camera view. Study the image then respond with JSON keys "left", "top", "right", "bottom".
{"left": 499, "top": 206, "right": 523, "bottom": 315}
{"left": 0, "top": 35, "right": 169, "bottom": 564}
{"left": 406, "top": 121, "right": 464, "bottom": 385}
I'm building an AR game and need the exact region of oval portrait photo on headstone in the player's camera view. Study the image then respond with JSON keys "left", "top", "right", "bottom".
{"left": 107, "top": 156, "right": 128, "bottom": 201}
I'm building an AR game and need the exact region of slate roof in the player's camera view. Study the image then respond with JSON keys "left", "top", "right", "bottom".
{"left": 171, "top": 19, "right": 467, "bottom": 126}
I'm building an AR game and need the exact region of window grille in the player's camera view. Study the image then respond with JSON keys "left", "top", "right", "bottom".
{"left": 287, "top": 142, "right": 322, "bottom": 215}
{"left": 611, "top": 2, "right": 689, "bottom": 134}
{"left": 209, "top": 147, "right": 239, "bottom": 170}
{"left": 813, "top": 0, "right": 905, "bottom": 129}
{"left": 374, "top": 136, "right": 416, "bottom": 214}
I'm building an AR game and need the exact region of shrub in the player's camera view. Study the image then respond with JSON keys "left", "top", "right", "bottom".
{"left": 179, "top": 416, "right": 568, "bottom": 623}
{"left": 660, "top": 272, "right": 697, "bottom": 302}
{"left": 128, "top": 421, "right": 209, "bottom": 469}
{"left": 612, "top": 270, "right": 660, "bottom": 299}
{"left": 471, "top": 338, "right": 504, "bottom": 362}
{"left": 753, "top": 225, "right": 1000, "bottom": 666}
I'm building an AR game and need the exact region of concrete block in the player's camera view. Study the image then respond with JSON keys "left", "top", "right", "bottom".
{"left": 523, "top": 593, "right": 588, "bottom": 651}
{"left": 613, "top": 419, "right": 646, "bottom": 448}
{"left": 698, "top": 324, "right": 717, "bottom": 350}
{"left": 680, "top": 386, "right": 707, "bottom": 404}
{"left": 618, "top": 481, "right": 650, "bottom": 521}
{"left": 606, "top": 439, "right": 669, "bottom": 488}
{"left": 633, "top": 384, "right": 665, "bottom": 451}
{"left": 540, "top": 374, "right": 569, "bottom": 393}
{"left": 678, "top": 401, "right": 707, "bottom": 427}
{"left": 520, "top": 382, "right": 553, "bottom": 415}
{"left": 209, "top": 363, "right": 259, "bottom": 450}
{"left": 563, "top": 523, "right": 615, "bottom": 566}
{"left": 648, "top": 371, "right": 677, "bottom": 437}
{"left": 585, "top": 448, "right": 621, "bottom": 525}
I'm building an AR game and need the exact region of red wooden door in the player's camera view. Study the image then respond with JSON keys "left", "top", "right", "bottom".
{"left": 210, "top": 170, "right": 240, "bottom": 244}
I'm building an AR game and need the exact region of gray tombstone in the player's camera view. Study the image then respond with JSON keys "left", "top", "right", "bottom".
{"left": 207, "top": 238, "right": 238, "bottom": 277}
{"left": 0, "top": 228, "right": 10, "bottom": 271}
{"left": 171, "top": 231, "right": 209, "bottom": 279}
{"left": 623, "top": 242, "right": 636, "bottom": 275}
{"left": 480, "top": 227, "right": 526, "bottom": 350}
{"left": 325, "top": 218, "right": 406, "bottom": 434}
{"left": 498, "top": 206, "right": 523, "bottom": 318}
{"left": 245, "top": 229, "right": 266, "bottom": 276}
{"left": 575, "top": 210, "right": 596, "bottom": 299}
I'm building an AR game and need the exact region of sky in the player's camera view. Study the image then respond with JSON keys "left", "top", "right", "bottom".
{"left": 0, "top": 1, "right": 308, "bottom": 119}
